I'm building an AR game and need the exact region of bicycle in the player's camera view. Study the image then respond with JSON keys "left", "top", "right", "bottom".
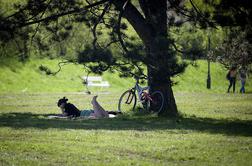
{"left": 118, "top": 76, "right": 164, "bottom": 114}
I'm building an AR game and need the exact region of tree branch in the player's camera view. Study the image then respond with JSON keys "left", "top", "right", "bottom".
{"left": 171, "top": 42, "right": 185, "bottom": 54}
{"left": 51, "top": 60, "right": 77, "bottom": 75}
{"left": 189, "top": 0, "right": 216, "bottom": 28}
{"left": 91, "top": 1, "right": 112, "bottom": 49}
{"left": 139, "top": 0, "right": 150, "bottom": 19}
{"left": 116, "top": 0, "right": 130, "bottom": 54}
{"left": 112, "top": 0, "right": 153, "bottom": 47}
{"left": 4, "top": 0, "right": 110, "bottom": 30}
{"left": 29, "top": 0, "right": 53, "bottom": 46}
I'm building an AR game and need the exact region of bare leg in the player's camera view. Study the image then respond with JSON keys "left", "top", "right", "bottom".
{"left": 91, "top": 96, "right": 109, "bottom": 118}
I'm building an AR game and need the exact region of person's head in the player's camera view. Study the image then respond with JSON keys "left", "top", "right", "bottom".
{"left": 57, "top": 97, "right": 68, "bottom": 109}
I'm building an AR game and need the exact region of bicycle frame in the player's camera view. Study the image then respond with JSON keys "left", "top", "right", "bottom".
{"left": 132, "top": 80, "right": 149, "bottom": 103}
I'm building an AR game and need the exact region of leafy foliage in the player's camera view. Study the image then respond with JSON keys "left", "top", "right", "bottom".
{"left": 0, "top": 0, "right": 191, "bottom": 78}
{"left": 215, "top": 29, "right": 252, "bottom": 69}
{"left": 77, "top": 45, "right": 115, "bottom": 74}
{"left": 38, "top": 64, "right": 53, "bottom": 75}
{"left": 206, "top": 0, "right": 252, "bottom": 43}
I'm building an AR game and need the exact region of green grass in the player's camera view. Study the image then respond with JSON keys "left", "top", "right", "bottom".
{"left": 173, "top": 61, "right": 252, "bottom": 93}
{"left": 0, "top": 92, "right": 252, "bottom": 165}
{"left": 0, "top": 58, "right": 136, "bottom": 93}
{"left": 0, "top": 58, "right": 251, "bottom": 93}
{"left": 0, "top": 58, "right": 252, "bottom": 165}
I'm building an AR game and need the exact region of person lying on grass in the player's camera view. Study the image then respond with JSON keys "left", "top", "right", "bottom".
{"left": 57, "top": 96, "right": 120, "bottom": 119}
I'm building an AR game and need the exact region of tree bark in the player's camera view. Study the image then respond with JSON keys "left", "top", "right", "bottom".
{"left": 146, "top": 41, "right": 178, "bottom": 117}
{"left": 147, "top": 68, "right": 178, "bottom": 117}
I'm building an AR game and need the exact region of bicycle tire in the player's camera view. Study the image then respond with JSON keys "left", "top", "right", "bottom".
{"left": 118, "top": 90, "right": 137, "bottom": 113}
{"left": 148, "top": 91, "right": 164, "bottom": 113}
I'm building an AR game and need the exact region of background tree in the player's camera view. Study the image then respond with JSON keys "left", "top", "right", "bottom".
{"left": 171, "top": 23, "right": 225, "bottom": 62}
{"left": 214, "top": 29, "right": 252, "bottom": 69}
{"left": 205, "top": 0, "right": 252, "bottom": 68}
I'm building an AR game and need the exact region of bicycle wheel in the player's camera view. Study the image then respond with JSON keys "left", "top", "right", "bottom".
{"left": 149, "top": 91, "right": 164, "bottom": 113}
{"left": 118, "top": 90, "right": 137, "bottom": 113}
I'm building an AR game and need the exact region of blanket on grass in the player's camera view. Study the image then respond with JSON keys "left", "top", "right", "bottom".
{"left": 47, "top": 113, "right": 117, "bottom": 119}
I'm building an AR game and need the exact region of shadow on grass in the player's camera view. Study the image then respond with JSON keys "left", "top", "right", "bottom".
{"left": 0, "top": 112, "right": 251, "bottom": 136}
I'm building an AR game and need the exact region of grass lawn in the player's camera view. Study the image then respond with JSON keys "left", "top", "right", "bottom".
{"left": 0, "top": 92, "right": 251, "bottom": 165}
{"left": 1, "top": 58, "right": 252, "bottom": 94}
{"left": 0, "top": 58, "right": 252, "bottom": 165}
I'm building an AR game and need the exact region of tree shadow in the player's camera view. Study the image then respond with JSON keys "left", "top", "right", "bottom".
{"left": 0, "top": 112, "right": 251, "bottom": 137}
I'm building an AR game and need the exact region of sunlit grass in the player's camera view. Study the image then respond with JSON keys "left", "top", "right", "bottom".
{"left": 176, "top": 92, "right": 252, "bottom": 120}
{"left": 1, "top": 58, "right": 251, "bottom": 93}
{"left": 0, "top": 92, "right": 251, "bottom": 165}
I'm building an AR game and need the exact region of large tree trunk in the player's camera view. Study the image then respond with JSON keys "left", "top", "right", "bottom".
{"left": 141, "top": 0, "right": 179, "bottom": 116}
{"left": 146, "top": 41, "right": 178, "bottom": 117}
{"left": 114, "top": 0, "right": 178, "bottom": 116}
{"left": 147, "top": 66, "right": 178, "bottom": 116}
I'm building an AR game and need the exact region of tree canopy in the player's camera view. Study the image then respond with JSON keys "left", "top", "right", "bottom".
{"left": 0, "top": 0, "right": 212, "bottom": 74}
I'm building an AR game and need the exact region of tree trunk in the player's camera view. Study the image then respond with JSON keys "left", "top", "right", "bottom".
{"left": 114, "top": 0, "right": 179, "bottom": 117}
{"left": 147, "top": 44, "right": 178, "bottom": 117}
{"left": 143, "top": 0, "right": 178, "bottom": 116}
{"left": 148, "top": 67, "right": 178, "bottom": 117}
